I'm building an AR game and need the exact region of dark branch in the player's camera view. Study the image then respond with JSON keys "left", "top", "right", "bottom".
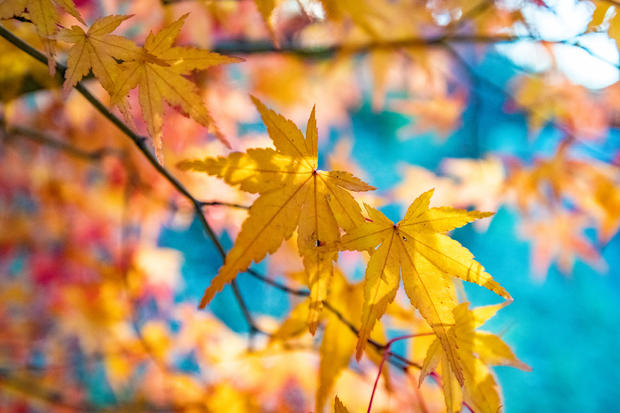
{"left": 210, "top": 33, "right": 572, "bottom": 58}
{"left": 199, "top": 200, "right": 249, "bottom": 209}
{"left": 246, "top": 268, "right": 309, "bottom": 297}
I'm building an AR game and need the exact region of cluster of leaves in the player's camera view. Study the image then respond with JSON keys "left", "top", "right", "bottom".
{"left": 3, "top": 1, "right": 240, "bottom": 157}
{"left": 0, "top": 0, "right": 618, "bottom": 412}
{"left": 179, "top": 98, "right": 527, "bottom": 412}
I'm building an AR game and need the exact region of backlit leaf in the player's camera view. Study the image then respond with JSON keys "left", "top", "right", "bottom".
{"left": 109, "top": 14, "right": 242, "bottom": 158}
{"left": 339, "top": 189, "right": 509, "bottom": 384}
{"left": 58, "top": 15, "right": 140, "bottom": 93}
{"left": 420, "top": 303, "right": 530, "bottom": 413}
{"left": 178, "top": 97, "right": 374, "bottom": 332}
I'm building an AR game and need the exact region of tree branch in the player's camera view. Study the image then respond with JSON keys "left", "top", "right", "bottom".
{"left": 0, "top": 124, "right": 253, "bottom": 212}
{"left": 198, "top": 200, "right": 249, "bottom": 209}
{"left": 210, "top": 33, "right": 576, "bottom": 58}
{"left": 0, "top": 117, "right": 125, "bottom": 161}
{"left": 246, "top": 268, "right": 309, "bottom": 297}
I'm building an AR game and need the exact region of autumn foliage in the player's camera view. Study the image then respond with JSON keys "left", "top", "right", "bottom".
{"left": 0, "top": 0, "right": 619, "bottom": 412}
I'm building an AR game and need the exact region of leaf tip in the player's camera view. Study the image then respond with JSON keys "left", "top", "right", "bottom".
{"left": 175, "top": 160, "right": 193, "bottom": 171}
{"left": 229, "top": 55, "right": 245, "bottom": 64}
{"left": 249, "top": 94, "right": 264, "bottom": 109}
{"left": 308, "top": 320, "right": 318, "bottom": 335}
{"left": 199, "top": 288, "right": 215, "bottom": 308}
{"left": 501, "top": 290, "right": 513, "bottom": 301}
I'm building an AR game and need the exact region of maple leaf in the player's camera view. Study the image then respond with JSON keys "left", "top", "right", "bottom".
{"left": 505, "top": 144, "right": 620, "bottom": 243}
{"left": 512, "top": 74, "right": 606, "bottom": 139}
{"left": 338, "top": 189, "right": 510, "bottom": 383}
{"left": 390, "top": 92, "right": 466, "bottom": 138}
{"left": 109, "top": 14, "right": 242, "bottom": 157}
{"left": 1, "top": 0, "right": 84, "bottom": 74}
{"left": 419, "top": 302, "right": 530, "bottom": 413}
{"left": 521, "top": 211, "right": 606, "bottom": 279}
{"left": 178, "top": 97, "right": 375, "bottom": 332}
{"left": 57, "top": 15, "right": 140, "bottom": 94}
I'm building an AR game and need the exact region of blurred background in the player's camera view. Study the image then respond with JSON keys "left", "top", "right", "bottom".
{"left": 1, "top": 0, "right": 619, "bottom": 412}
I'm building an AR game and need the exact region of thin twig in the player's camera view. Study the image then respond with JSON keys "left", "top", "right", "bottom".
{"left": 199, "top": 200, "right": 249, "bottom": 209}
{"left": 1, "top": 121, "right": 253, "bottom": 216}
{"left": 246, "top": 268, "right": 309, "bottom": 297}
{"left": 0, "top": 118, "right": 125, "bottom": 161}
{"left": 244, "top": 269, "right": 427, "bottom": 372}
{"left": 367, "top": 333, "right": 435, "bottom": 413}
{"left": 245, "top": 270, "right": 387, "bottom": 348}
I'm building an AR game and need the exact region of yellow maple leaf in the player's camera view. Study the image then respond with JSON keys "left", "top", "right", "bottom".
{"left": 178, "top": 97, "right": 375, "bottom": 332}
{"left": 57, "top": 15, "right": 140, "bottom": 94}
{"left": 420, "top": 302, "right": 530, "bottom": 413}
{"left": 338, "top": 189, "right": 510, "bottom": 383}
{"left": 109, "top": 14, "right": 242, "bottom": 156}
{"left": 1, "top": 0, "right": 84, "bottom": 74}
